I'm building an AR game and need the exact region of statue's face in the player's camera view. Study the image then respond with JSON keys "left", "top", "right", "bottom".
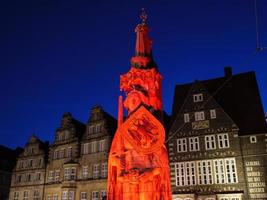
{"left": 124, "top": 91, "right": 142, "bottom": 113}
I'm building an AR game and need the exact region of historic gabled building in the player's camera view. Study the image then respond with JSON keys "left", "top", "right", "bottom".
{"left": 43, "top": 106, "right": 116, "bottom": 200}
{"left": 168, "top": 68, "right": 267, "bottom": 200}
{"left": 9, "top": 136, "right": 48, "bottom": 200}
{"left": 44, "top": 112, "right": 86, "bottom": 200}
{"left": 78, "top": 105, "right": 116, "bottom": 200}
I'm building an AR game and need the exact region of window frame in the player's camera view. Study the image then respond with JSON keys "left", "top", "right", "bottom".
{"left": 195, "top": 111, "right": 205, "bottom": 121}
{"left": 250, "top": 136, "right": 257, "bottom": 143}
{"left": 205, "top": 135, "right": 216, "bottom": 150}
{"left": 193, "top": 93, "right": 203, "bottom": 102}
{"left": 177, "top": 138, "right": 187, "bottom": 153}
{"left": 189, "top": 137, "right": 199, "bottom": 151}
{"left": 184, "top": 113, "right": 190, "bottom": 123}
{"left": 218, "top": 133, "right": 229, "bottom": 149}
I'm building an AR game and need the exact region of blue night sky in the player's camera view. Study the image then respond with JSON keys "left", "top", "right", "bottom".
{"left": 0, "top": 0, "right": 266, "bottom": 149}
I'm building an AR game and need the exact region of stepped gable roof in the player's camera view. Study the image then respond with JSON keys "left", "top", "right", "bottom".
{"left": 171, "top": 68, "right": 267, "bottom": 135}
{"left": 58, "top": 112, "right": 86, "bottom": 139}
{"left": 88, "top": 105, "right": 117, "bottom": 136}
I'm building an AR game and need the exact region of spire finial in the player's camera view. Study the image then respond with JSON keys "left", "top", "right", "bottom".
{"left": 140, "top": 8, "right": 148, "bottom": 23}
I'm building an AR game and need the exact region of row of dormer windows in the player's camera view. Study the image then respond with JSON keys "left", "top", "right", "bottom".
{"left": 88, "top": 124, "right": 102, "bottom": 134}
{"left": 176, "top": 133, "right": 229, "bottom": 153}
{"left": 57, "top": 130, "right": 70, "bottom": 141}
{"left": 17, "top": 158, "right": 43, "bottom": 169}
{"left": 24, "top": 146, "right": 37, "bottom": 155}
{"left": 184, "top": 109, "right": 216, "bottom": 123}
{"left": 51, "top": 139, "right": 108, "bottom": 160}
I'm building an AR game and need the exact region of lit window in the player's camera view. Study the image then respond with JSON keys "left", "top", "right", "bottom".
{"left": 82, "top": 143, "right": 89, "bottom": 155}
{"left": 177, "top": 138, "right": 187, "bottom": 153}
{"left": 82, "top": 166, "right": 88, "bottom": 179}
{"left": 218, "top": 134, "right": 229, "bottom": 148}
{"left": 29, "top": 159, "right": 33, "bottom": 167}
{"left": 58, "top": 132, "right": 63, "bottom": 141}
{"left": 80, "top": 192, "right": 87, "bottom": 200}
{"left": 61, "top": 191, "right": 67, "bottom": 200}
{"left": 189, "top": 137, "right": 199, "bottom": 151}
{"left": 197, "top": 160, "right": 213, "bottom": 185}
{"left": 93, "top": 164, "right": 99, "bottom": 179}
{"left": 195, "top": 111, "right": 205, "bottom": 121}
{"left": 101, "top": 163, "right": 108, "bottom": 178}
{"left": 25, "top": 173, "right": 31, "bottom": 182}
{"left": 214, "top": 159, "right": 225, "bottom": 184}
{"left": 193, "top": 93, "right": 203, "bottom": 102}
{"left": 59, "top": 149, "right": 65, "bottom": 158}
{"left": 48, "top": 171, "right": 54, "bottom": 182}
{"left": 36, "top": 172, "right": 41, "bottom": 181}
{"left": 99, "top": 140, "right": 106, "bottom": 152}
{"left": 64, "top": 168, "right": 70, "bottom": 181}
{"left": 23, "top": 191, "right": 29, "bottom": 200}
{"left": 225, "top": 158, "right": 238, "bottom": 183}
{"left": 68, "top": 191, "right": 74, "bottom": 200}
{"left": 16, "top": 174, "right": 22, "bottom": 183}
{"left": 13, "top": 191, "right": 19, "bottom": 200}
{"left": 250, "top": 136, "right": 257, "bottom": 143}
{"left": 70, "top": 168, "right": 76, "bottom": 180}
{"left": 55, "top": 170, "right": 60, "bottom": 182}
{"left": 205, "top": 135, "right": 216, "bottom": 150}
{"left": 38, "top": 158, "right": 42, "bottom": 167}
{"left": 96, "top": 124, "right": 101, "bottom": 132}
{"left": 53, "top": 194, "right": 58, "bottom": 200}
{"left": 64, "top": 130, "right": 69, "bottom": 140}
{"left": 100, "top": 191, "right": 106, "bottom": 200}
{"left": 175, "top": 162, "right": 196, "bottom": 186}
{"left": 67, "top": 147, "right": 72, "bottom": 158}
{"left": 89, "top": 126, "right": 95, "bottom": 134}
{"left": 184, "top": 113, "right": 190, "bottom": 123}
{"left": 210, "top": 109, "right": 216, "bottom": 119}
{"left": 54, "top": 151, "right": 59, "bottom": 159}
{"left": 33, "top": 190, "right": 40, "bottom": 200}
{"left": 92, "top": 191, "right": 99, "bottom": 200}
{"left": 91, "top": 141, "right": 98, "bottom": 153}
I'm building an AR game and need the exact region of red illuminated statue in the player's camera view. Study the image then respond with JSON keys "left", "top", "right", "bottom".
{"left": 107, "top": 9, "right": 172, "bottom": 200}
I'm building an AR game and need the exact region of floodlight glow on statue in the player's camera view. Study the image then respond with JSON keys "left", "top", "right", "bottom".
{"left": 107, "top": 9, "right": 172, "bottom": 200}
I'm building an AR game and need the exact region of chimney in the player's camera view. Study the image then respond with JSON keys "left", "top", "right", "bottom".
{"left": 224, "top": 67, "right": 232, "bottom": 78}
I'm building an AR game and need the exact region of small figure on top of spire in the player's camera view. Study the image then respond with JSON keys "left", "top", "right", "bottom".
{"left": 140, "top": 8, "right": 148, "bottom": 24}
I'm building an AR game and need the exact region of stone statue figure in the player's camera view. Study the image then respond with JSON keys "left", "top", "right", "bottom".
{"left": 107, "top": 9, "right": 172, "bottom": 200}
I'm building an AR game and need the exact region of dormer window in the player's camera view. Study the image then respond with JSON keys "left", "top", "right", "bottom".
{"left": 210, "top": 109, "right": 216, "bottom": 119}
{"left": 184, "top": 113, "right": 190, "bottom": 123}
{"left": 250, "top": 136, "right": 257, "bottom": 143}
{"left": 195, "top": 111, "right": 205, "bottom": 121}
{"left": 58, "top": 132, "right": 63, "bottom": 141}
{"left": 89, "top": 126, "right": 95, "bottom": 134}
{"left": 64, "top": 130, "right": 70, "bottom": 140}
{"left": 193, "top": 93, "right": 203, "bottom": 102}
{"left": 96, "top": 124, "right": 101, "bottom": 132}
